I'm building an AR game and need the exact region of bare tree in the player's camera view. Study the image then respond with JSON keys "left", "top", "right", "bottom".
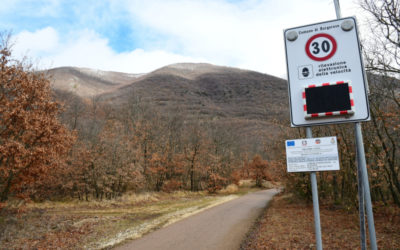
{"left": 361, "top": 0, "right": 400, "bottom": 75}
{"left": 360, "top": 0, "right": 400, "bottom": 206}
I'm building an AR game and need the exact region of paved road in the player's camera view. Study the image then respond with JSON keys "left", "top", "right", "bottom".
{"left": 115, "top": 188, "right": 280, "bottom": 250}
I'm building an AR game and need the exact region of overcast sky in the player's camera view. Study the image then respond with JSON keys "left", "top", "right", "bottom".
{"left": 1, "top": 0, "right": 365, "bottom": 78}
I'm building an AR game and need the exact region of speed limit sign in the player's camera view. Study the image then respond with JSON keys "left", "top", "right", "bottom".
{"left": 284, "top": 17, "right": 370, "bottom": 127}
{"left": 305, "top": 33, "right": 337, "bottom": 61}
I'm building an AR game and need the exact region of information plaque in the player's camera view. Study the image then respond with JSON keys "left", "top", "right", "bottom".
{"left": 285, "top": 136, "right": 340, "bottom": 172}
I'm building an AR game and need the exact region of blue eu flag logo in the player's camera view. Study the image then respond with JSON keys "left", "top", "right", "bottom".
{"left": 287, "top": 141, "right": 295, "bottom": 147}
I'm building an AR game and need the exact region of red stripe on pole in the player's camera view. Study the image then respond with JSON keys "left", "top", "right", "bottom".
{"left": 326, "top": 112, "right": 333, "bottom": 116}
{"left": 302, "top": 92, "right": 306, "bottom": 99}
{"left": 322, "top": 83, "right": 330, "bottom": 86}
{"left": 349, "top": 86, "right": 353, "bottom": 93}
{"left": 311, "top": 113, "right": 319, "bottom": 117}
{"left": 351, "top": 99, "right": 354, "bottom": 106}
{"left": 340, "top": 110, "right": 348, "bottom": 115}
{"left": 303, "top": 105, "right": 307, "bottom": 111}
{"left": 337, "top": 81, "right": 345, "bottom": 84}
{"left": 308, "top": 84, "right": 316, "bottom": 88}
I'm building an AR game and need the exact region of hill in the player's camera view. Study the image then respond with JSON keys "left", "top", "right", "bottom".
{"left": 47, "top": 67, "right": 142, "bottom": 97}
{"left": 48, "top": 63, "right": 289, "bottom": 142}
{"left": 100, "top": 63, "right": 288, "bottom": 120}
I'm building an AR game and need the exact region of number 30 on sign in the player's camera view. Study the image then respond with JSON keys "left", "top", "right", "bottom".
{"left": 305, "top": 33, "right": 337, "bottom": 61}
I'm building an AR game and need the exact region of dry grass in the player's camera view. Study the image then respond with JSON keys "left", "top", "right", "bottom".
{"left": 238, "top": 179, "right": 254, "bottom": 187}
{"left": 0, "top": 190, "right": 245, "bottom": 249}
{"left": 218, "top": 184, "right": 239, "bottom": 194}
{"left": 241, "top": 193, "right": 400, "bottom": 249}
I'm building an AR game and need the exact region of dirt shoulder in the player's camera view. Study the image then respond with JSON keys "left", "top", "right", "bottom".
{"left": 241, "top": 192, "right": 400, "bottom": 249}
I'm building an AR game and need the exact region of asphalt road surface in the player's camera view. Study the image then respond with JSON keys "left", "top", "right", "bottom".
{"left": 115, "top": 188, "right": 280, "bottom": 250}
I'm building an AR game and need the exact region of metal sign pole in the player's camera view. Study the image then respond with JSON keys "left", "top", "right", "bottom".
{"left": 355, "top": 123, "right": 377, "bottom": 250}
{"left": 306, "top": 127, "right": 323, "bottom": 250}
{"left": 332, "top": 1, "right": 377, "bottom": 249}
{"left": 356, "top": 149, "right": 367, "bottom": 250}
{"left": 333, "top": 0, "right": 341, "bottom": 19}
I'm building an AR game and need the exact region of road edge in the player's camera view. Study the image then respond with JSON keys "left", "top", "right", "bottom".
{"left": 239, "top": 189, "right": 282, "bottom": 250}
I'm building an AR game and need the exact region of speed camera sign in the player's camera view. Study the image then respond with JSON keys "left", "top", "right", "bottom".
{"left": 284, "top": 17, "right": 370, "bottom": 127}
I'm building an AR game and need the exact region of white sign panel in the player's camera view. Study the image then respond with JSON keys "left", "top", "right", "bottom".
{"left": 284, "top": 17, "right": 370, "bottom": 127}
{"left": 285, "top": 136, "right": 340, "bottom": 172}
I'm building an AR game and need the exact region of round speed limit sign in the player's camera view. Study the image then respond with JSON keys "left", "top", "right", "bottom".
{"left": 305, "top": 33, "right": 337, "bottom": 61}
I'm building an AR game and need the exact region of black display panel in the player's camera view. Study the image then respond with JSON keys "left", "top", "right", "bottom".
{"left": 305, "top": 83, "right": 351, "bottom": 114}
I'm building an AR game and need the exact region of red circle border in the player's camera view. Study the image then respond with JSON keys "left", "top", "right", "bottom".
{"left": 305, "top": 33, "right": 337, "bottom": 61}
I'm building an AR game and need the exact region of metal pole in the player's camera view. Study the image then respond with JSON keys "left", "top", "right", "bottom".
{"left": 357, "top": 149, "right": 367, "bottom": 250}
{"left": 306, "top": 127, "right": 323, "bottom": 250}
{"left": 333, "top": 1, "right": 376, "bottom": 248}
{"left": 355, "top": 123, "right": 377, "bottom": 250}
{"left": 333, "top": 0, "right": 342, "bottom": 19}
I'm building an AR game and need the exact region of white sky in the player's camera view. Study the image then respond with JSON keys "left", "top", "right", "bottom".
{"left": 4, "top": 0, "right": 366, "bottom": 78}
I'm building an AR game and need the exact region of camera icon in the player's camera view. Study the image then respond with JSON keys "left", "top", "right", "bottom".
{"left": 298, "top": 65, "right": 313, "bottom": 80}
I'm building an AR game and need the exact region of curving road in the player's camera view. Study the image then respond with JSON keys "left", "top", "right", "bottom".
{"left": 115, "top": 188, "right": 280, "bottom": 250}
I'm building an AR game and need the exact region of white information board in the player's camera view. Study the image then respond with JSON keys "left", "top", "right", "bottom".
{"left": 284, "top": 17, "right": 370, "bottom": 127}
{"left": 285, "top": 136, "right": 340, "bottom": 172}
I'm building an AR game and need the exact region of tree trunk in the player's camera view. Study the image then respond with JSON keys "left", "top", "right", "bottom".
{"left": 0, "top": 171, "right": 14, "bottom": 202}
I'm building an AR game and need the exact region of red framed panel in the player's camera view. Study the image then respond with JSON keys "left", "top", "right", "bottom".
{"left": 302, "top": 80, "right": 355, "bottom": 119}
